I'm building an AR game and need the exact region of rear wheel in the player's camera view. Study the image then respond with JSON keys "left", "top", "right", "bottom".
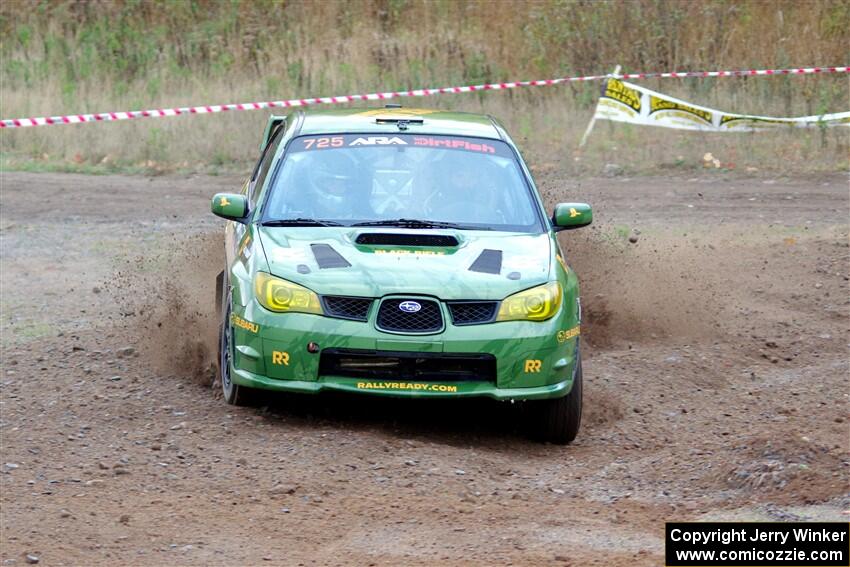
{"left": 219, "top": 285, "right": 256, "bottom": 406}
{"left": 528, "top": 350, "right": 583, "bottom": 445}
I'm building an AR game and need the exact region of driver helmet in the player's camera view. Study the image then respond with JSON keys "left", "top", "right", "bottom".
{"left": 443, "top": 152, "right": 479, "bottom": 192}
{"left": 308, "top": 152, "right": 358, "bottom": 207}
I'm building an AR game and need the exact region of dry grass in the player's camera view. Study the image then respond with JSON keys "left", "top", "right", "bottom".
{"left": 0, "top": 0, "right": 848, "bottom": 174}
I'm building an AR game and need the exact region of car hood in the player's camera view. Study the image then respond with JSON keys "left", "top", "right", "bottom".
{"left": 257, "top": 227, "right": 552, "bottom": 300}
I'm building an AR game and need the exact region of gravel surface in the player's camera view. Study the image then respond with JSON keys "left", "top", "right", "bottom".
{"left": 1, "top": 170, "right": 848, "bottom": 566}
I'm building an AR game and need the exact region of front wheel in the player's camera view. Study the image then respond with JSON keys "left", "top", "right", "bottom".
{"left": 528, "top": 351, "right": 583, "bottom": 445}
{"left": 219, "top": 288, "right": 256, "bottom": 406}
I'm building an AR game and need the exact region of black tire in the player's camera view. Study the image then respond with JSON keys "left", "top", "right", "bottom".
{"left": 529, "top": 350, "right": 583, "bottom": 445}
{"left": 218, "top": 282, "right": 256, "bottom": 406}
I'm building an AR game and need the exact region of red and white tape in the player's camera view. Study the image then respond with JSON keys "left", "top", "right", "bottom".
{"left": 1, "top": 65, "right": 847, "bottom": 128}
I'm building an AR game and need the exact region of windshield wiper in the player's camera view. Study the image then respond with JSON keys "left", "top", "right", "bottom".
{"left": 261, "top": 218, "right": 342, "bottom": 227}
{"left": 352, "top": 218, "right": 465, "bottom": 229}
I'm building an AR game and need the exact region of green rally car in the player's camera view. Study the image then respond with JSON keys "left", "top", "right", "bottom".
{"left": 212, "top": 107, "right": 592, "bottom": 443}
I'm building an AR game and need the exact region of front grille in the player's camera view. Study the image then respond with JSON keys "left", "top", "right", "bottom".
{"left": 322, "top": 296, "right": 373, "bottom": 321}
{"left": 319, "top": 349, "right": 496, "bottom": 382}
{"left": 376, "top": 298, "right": 443, "bottom": 333}
{"left": 447, "top": 301, "right": 498, "bottom": 325}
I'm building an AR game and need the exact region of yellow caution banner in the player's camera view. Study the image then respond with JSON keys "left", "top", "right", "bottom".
{"left": 593, "top": 78, "right": 850, "bottom": 131}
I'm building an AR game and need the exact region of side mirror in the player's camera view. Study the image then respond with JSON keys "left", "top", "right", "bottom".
{"left": 552, "top": 202, "right": 592, "bottom": 231}
{"left": 211, "top": 193, "right": 249, "bottom": 223}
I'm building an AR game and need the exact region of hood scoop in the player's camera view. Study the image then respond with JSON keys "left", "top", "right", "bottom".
{"left": 355, "top": 233, "right": 459, "bottom": 247}
{"left": 469, "top": 249, "right": 502, "bottom": 274}
{"left": 311, "top": 243, "right": 351, "bottom": 269}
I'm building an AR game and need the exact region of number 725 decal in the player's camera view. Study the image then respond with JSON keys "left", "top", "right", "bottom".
{"left": 302, "top": 136, "right": 344, "bottom": 150}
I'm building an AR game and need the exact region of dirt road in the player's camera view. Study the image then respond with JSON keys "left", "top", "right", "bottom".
{"left": 1, "top": 170, "right": 847, "bottom": 566}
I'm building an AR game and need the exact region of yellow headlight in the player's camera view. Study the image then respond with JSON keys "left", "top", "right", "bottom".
{"left": 496, "top": 282, "right": 562, "bottom": 322}
{"left": 254, "top": 272, "right": 323, "bottom": 315}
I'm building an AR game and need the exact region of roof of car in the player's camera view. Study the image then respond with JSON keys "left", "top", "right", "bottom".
{"left": 296, "top": 108, "right": 503, "bottom": 140}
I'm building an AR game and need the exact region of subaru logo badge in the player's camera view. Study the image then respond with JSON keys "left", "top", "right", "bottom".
{"left": 399, "top": 301, "right": 422, "bottom": 313}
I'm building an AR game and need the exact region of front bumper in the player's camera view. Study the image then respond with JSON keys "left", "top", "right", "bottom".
{"left": 228, "top": 300, "right": 580, "bottom": 401}
{"left": 231, "top": 367, "right": 573, "bottom": 400}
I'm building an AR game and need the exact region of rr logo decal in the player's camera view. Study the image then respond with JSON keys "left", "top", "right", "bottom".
{"left": 220, "top": 196, "right": 231, "bottom": 207}
{"left": 569, "top": 207, "right": 581, "bottom": 218}
{"left": 271, "top": 351, "right": 290, "bottom": 366}
{"left": 524, "top": 359, "right": 542, "bottom": 373}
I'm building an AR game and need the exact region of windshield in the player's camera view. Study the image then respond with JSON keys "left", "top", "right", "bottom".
{"left": 261, "top": 134, "right": 543, "bottom": 232}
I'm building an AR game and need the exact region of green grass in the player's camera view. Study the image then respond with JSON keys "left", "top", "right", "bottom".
{"left": 0, "top": 0, "right": 847, "bottom": 174}
{"left": 0, "top": 320, "right": 55, "bottom": 346}
{"left": 614, "top": 225, "right": 632, "bottom": 240}
{"left": 16, "top": 321, "right": 53, "bottom": 339}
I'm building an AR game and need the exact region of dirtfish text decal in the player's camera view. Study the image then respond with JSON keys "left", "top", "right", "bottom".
{"left": 413, "top": 137, "right": 496, "bottom": 153}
